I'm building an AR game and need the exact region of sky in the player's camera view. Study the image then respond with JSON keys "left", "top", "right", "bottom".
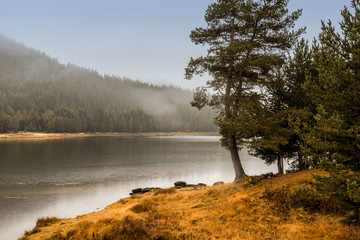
{"left": 0, "top": 0, "right": 350, "bottom": 90}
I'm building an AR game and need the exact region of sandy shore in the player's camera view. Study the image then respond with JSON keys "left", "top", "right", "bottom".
{"left": 0, "top": 131, "right": 220, "bottom": 141}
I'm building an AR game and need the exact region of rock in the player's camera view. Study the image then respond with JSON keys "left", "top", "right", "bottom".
{"left": 132, "top": 188, "right": 142, "bottom": 194}
{"left": 194, "top": 183, "right": 207, "bottom": 190}
{"left": 174, "top": 181, "right": 187, "bottom": 188}
{"left": 259, "top": 172, "right": 275, "bottom": 180}
{"left": 130, "top": 187, "right": 159, "bottom": 195}
{"left": 186, "top": 184, "right": 196, "bottom": 188}
{"left": 213, "top": 181, "right": 224, "bottom": 186}
{"left": 142, "top": 187, "right": 151, "bottom": 193}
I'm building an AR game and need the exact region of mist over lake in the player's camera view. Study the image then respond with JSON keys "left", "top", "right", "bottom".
{"left": 0, "top": 136, "right": 277, "bottom": 239}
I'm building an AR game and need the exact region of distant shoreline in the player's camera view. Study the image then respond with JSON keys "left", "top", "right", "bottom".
{"left": 0, "top": 131, "right": 220, "bottom": 141}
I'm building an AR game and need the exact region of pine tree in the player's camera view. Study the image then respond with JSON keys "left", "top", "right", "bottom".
{"left": 186, "top": 0, "right": 304, "bottom": 179}
{"left": 248, "top": 38, "right": 315, "bottom": 174}
{"left": 249, "top": 69, "right": 295, "bottom": 174}
{"left": 284, "top": 39, "right": 315, "bottom": 170}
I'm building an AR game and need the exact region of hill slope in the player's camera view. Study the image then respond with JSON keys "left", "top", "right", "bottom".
{"left": 20, "top": 170, "right": 360, "bottom": 240}
{"left": 0, "top": 35, "right": 217, "bottom": 133}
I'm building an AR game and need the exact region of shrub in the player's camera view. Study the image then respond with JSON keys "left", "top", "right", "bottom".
{"left": 243, "top": 175, "right": 262, "bottom": 187}
{"left": 313, "top": 170, "right": 360, "bottom": 223}
{"left": 262, "top": 184, "right": 343, "bottom": 217}
{"left": 36, "top": 217, "right": 61, "bottom": 227}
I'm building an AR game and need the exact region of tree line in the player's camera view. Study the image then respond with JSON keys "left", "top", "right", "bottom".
{"left": 188, "top": 0, "right": 360, "bottom": 221}
{"left": 0, "top": 35, "right": 217, "bottom": 133}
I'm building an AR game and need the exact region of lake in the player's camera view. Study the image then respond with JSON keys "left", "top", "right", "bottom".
{"left": 0, "top": 136, "right": 277, "bottom": 239}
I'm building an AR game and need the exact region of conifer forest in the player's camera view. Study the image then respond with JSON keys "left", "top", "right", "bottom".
{"left": 0, "top": 36, "right": 217, "bottom": 133}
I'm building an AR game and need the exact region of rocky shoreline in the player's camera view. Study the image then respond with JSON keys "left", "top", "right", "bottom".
{"left": 130, "top": 180, "right": 225, "bottom": 195}
{"left": 129, "top": 172, "right": 279, "bottom": 196}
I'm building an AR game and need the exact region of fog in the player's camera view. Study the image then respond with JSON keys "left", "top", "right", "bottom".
{"left": 0, "top": 35, "right": 218, "bottom": 133}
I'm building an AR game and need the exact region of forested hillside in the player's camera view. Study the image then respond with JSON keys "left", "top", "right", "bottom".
{"left": 0, "top": 35, "right": 217, "bottom": 133}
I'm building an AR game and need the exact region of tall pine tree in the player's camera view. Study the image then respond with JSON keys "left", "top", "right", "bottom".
{"left": 249, "top": 39, "right": 314, "bottom": 174}
{"left": 186, "top": 0, "right": 304, "bottom": 179}
{"left": 249, "top": 69, "right": 295, "bottom": 174}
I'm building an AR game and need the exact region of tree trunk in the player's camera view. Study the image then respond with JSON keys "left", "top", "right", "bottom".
{"left": 222, "top": 15, "right": 246, "bottom": 180}
{"left": 228, "top": 134, "right": 245, "bottom": 179}
{"left": 298, "top": 152, "right": 306, "bottom": 170}
{"left": 277, "top": 152, "right": 284, "bottom": 174}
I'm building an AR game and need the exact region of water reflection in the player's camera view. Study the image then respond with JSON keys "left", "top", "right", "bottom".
{"left": 0, "top": 136, "right": 277, "bottom": 239}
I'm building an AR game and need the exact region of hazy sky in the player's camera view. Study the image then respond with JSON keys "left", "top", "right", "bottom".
{"left": 0, "top": 0, "right": 349, "bottom": 89}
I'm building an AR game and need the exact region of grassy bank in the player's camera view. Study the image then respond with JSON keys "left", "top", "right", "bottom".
{"left": 20, "top": 170, "right": 359, "bottom": 240}
{"left": 0, "top": 132, "right": 219, "bottom": 141}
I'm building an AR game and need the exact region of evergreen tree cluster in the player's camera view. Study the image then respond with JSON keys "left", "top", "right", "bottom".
{"left": 188, "top": 0, "right": 360, "bottom": 220}
{"left": 0, "top": 35, "right": 217, "bottom": 133}
{"left": 252, "top": 0, "right": 360, "bottom": 219}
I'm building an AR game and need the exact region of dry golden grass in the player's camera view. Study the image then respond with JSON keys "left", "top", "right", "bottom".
{"left": 20, "top": 169, "right": 360, "bottom": 240}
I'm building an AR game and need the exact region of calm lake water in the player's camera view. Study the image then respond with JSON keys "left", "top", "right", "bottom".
{"left": 0, "top": 136, "right": 277, "bottom": 240}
